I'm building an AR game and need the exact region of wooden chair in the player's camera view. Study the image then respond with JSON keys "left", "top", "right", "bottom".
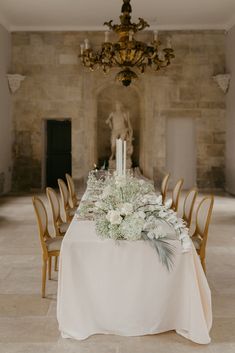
{"left": 65, "top": 173, "right": 79, "bottom": 208}
{"left": 182, "top": 188, "right": 198, "bottom": 228}
{"left": 46, "top": 187, "right": 69, "bottom": 237}
{"left": 32, "top": 196, "right": 62, "bottom": 298}
{"left": 58, "top": 178, "right": 76, "bottom": 223}
{"left": 161, "top": 173, "right": 170, "bottom": 204}
{"left": 191, "top": 195, "right": 214, "bottom": 273}
{"left": 171, "top": 178, "right": 184, "bottom": 212}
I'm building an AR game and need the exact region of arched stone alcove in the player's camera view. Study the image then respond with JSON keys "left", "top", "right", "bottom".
{"left": 96, "top": 85, "right": 141, "bottom": 167}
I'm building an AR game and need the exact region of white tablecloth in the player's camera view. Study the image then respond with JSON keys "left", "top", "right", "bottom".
{"left": 57, "top": 204, "right": 212, "bottom": 344}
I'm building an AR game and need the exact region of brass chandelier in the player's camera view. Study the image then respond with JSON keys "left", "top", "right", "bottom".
{"left": 79, "top": 0, "right": 175, "bottom": 86}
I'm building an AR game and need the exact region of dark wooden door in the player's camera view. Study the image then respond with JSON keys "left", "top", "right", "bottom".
{"left": 46, "top": 120, "right": 71, "bottom": 187}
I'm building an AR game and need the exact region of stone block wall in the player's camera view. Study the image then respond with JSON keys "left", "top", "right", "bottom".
{"left": 11, "top": 30, "right": 226, "bottom": 191}
{"left": 0, "top": 25, "right": 12, "bottom": 195}
{"left": 226, "top": 25, "right": 235, "bottom": 195}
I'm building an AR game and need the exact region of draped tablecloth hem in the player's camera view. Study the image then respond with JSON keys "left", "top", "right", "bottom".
{"left": 176, "top": 329, "right": 211, "bottom": 345}
{"left": 58, "top": 188, "right": 212, "bottom": 346}
{"left": 59, "top": 327, "right": 211, "bottom": 344}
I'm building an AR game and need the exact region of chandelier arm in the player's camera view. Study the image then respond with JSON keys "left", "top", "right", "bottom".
{"left": 104, "top": 20, "right": 115, "bottom": 31}
{"left": 136, "top": 18, "right": 150, "bottom": 31}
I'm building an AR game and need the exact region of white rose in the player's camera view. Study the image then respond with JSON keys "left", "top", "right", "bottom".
{"left": 142, "top": 195, "right": 148, "bottom": 203}
{"left": 154, "top": 226, "right": 163, "bottom": 239}
{"left": 167, "top": 214, "right": 177, "bottom": 224}
{"left": 138, "top": 211, "right": 146, "bottom": 219}
{"left": 120, "top": 202, "right": 133, "bottom": 216}
{"left": 106, "top": 210, "right": 122, "bottom": 225}
{"left": 147, "top": 231, "right": 155, "bottom": 240}
{"left": 165, "top": 199, "right": 172, "bottom": 209}
{"left": 156, "top": 195, "right": 163, "bottom": 204}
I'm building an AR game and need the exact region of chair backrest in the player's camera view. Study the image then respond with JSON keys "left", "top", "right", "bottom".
{"left": 172, "top": 178, "right": 184, "bottom": 212}
{"left": 196, "top": 196, "right": 214, "bottom": 239}
{"left": 183, "top": 188, "right": 198, "bottom": 227}
{"left": 46, "top": 187, "right": 62, "bottom": 233}
{"left": 65, "top": 173, "right": 76, "bottom": 207}
{"left": 32, "top": 196, "right": 50, "bottom": 255}
{"left": 66, "top": 173, "right": 75, "bottom": 197}
{"left": 161, "top": 173, "right": 170, "bottom": 204}
{"left": 58, "top": 178, "right": 69, "bottom": 207}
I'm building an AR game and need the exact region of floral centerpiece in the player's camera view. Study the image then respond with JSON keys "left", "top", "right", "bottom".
{"left": 79, "top": 173, "right": 191, "bottom": 271}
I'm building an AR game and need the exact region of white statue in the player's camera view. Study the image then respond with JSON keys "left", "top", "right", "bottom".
{"left": 106, "top": 101, "right": 133, "bottom": 167}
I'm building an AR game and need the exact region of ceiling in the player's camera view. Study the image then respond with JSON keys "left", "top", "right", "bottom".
{"left": 0, "top": 0, "right": 235, "bottom": 32}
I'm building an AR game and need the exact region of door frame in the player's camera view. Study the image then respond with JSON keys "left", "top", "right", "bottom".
{"left": 166, "top": 116, "right": 196, "bottom": 190}
{"left": 41, "top": 118, "right": 72, "bottom": 190}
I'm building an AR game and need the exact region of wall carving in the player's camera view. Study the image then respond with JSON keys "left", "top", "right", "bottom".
{"left": 213, "top": 74, "right": 231, "bottom": 93}
{"left": 7, "top": 74, "right": 25, "bottom": 93}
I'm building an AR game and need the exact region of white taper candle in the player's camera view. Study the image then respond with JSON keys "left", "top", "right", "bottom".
{"left": 119, "top": 139, "right": 122, "bottom": 176}
{"left": 123, "top": 140, "right": 126, "bottom": 176}
{"left": 116, "top": 139, "right": 118, "bottom": 173}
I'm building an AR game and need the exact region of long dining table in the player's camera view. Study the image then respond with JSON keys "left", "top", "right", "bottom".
{"left": 57, "top": 188, "right": 212, "bottom": 344}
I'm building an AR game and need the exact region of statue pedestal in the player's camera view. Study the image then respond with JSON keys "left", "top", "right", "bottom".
{"left": 109, "top": 158, "right": 132, "bottom": 170}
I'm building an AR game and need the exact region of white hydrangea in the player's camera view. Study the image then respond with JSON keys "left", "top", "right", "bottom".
{"left": 84, "top": 173, "right": 191, "bottom": 257}
{"left": 138, "top": 211, "right": 146, "bottom": 219}
{"left": 120, "top": 214, "right": 144, "bottom": 241}
{"left": 106, "top": 210, "right": 122, "bottom": 225}
{"left": 119, "top": 202, "right": 133, "bottom": 216}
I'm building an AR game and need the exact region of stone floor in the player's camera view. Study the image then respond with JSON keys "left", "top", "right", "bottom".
{"left": 0, "top": 190, "right": 235, "bottom": 353}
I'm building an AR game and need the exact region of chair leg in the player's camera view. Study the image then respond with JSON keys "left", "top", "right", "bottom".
{"left": 42, "top": 260, "right": 47, "bottom": 298}
{"left": 55, "top": 256, "right": 58, "bottom": 271}
{"left": 48, "top": 256, "right": 52, "bottom": 280}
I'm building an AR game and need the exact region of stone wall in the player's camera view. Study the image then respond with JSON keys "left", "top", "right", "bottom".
{"left": 226, "top": 25, "right": 235, "bottom": 195}
{"left": 0, "top": 24, "right": 12, "bottom": 195}
{"left": 11, "top": 30, "right": 226, "bottom": 191}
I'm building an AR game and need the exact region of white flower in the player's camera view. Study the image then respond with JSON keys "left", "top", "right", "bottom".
{"left": 165, "top": 199, "right": 172, "bottom": 209}
{"left": 156, "top": 195, "right": 163, "bottom": 204}
{"left": 120, "top": 214, "right": 144, "bottom": 240}
{"left": 167, "top": 214, "right": 177, "bottom": 224}
{"left": 95, "top": 200, "right": 104, "bottom": 209}
{"left": 119, "top": 202, "right": 133, "bottom": 216}
{"left": 147, "top": 231, "right": 155, "bottom": 240}
{"left": 182, "top": 238, "right": 191, "bottom": 252}
{"left": 101, "top": 185, "right": 112, "bottom": 199}
{"left": 159, "top": 210, "right": 168, "bottom": 218}
{"left": 153, "top": 225, "right": 163, "bottom": 239}
{"left": 138, "top": 211, "right": 146, "bottom": 219}
{"left": 106, "top": 210, "right": 122, "bottom": 225}
{"left": 115, "top": 175, "right": 127, "bottom": 187}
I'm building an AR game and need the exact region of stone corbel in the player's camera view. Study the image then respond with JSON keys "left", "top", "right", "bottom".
{"left": 213, "top": 74, "right": 231, "bottom": 94}
{"left": 7, "top": 74, "right": 26, "bottom": 94}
